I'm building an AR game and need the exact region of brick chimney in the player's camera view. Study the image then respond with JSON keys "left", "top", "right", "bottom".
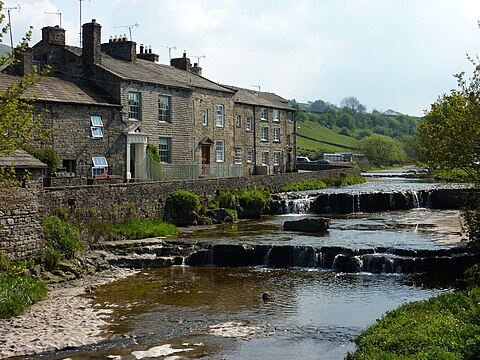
{"left": 9, "top": 47, "right": 34, "bottom": 76}
{"left": 41, "top": 25, "right": 65, "bottom": 46}
{"left": 170, "top": 51, "right": 191, "bottom": 71}
{"left": 137, "top": 45, "right": 159, "bottom": 62}
{"left": 82, "top": 19, "right": 102, "bottom": 66}
{"left": 102, "top": 36, "right": 137, "bottom": 62}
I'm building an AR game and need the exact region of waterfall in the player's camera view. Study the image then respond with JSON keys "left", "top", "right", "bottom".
{"left": 263, "top": 247, "right": 272, "bottom": 266}
{"left": 273, "top": 194, "right": 314, "bottom": 214}
{"left": 411, "top": 191, "right": 420, "bottom": 208}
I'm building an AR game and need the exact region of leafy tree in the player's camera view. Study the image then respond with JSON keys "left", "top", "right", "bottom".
{"left": 0, "top": 1, "right": 49, "bottom": 184}
{"left": 360, "top": 134, "right": 407, "bottom": 167}
{"left": 339, "top": 96, "right": 366, "bottom": 115}
{"left": 308, "top": 99, "right": 326, "bottom": 113}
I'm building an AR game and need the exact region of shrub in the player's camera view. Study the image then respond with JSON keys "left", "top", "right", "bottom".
{"left": 25, "top": 146, "right": 61, "bottom": 174}
{"left": 44, "top": 247, "right": 62, "bottom": 271}
{"left": 225, "top": 208, "right": 238, "bottom": 221}
{"left": 164, "top": 190, "right": 200, "bottom": 225}
{"left": 43, "top": 216, "right": 84, "bottom": 259}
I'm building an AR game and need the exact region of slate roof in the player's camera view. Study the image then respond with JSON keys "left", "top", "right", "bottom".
{"left": 0, "top": 73, "right": 119, "bottom": 107}
{"left": 0, "top": 149, "right": 47, "bottom": 169}
{"left": 98, "top": 53, "right": 235, "bottom": 94}
{"left": 226, "top": 85, "right": 294, "bottom": 110}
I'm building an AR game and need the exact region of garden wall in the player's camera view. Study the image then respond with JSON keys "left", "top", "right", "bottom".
{"left": 44, "top": 168, "right": 360, "bottom": 221}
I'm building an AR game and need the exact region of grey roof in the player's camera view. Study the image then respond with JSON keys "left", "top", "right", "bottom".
{"left": 98, "top": 53, "right": 235, "bottom": 94}
{"left": 0, "top": 73, "right": 119, "bottom": 107}
{"left": 0, "top": 149, "right": 47, "bottom": 169}
{"left": 227, "top": 85, "right": 294, "bottom": 110}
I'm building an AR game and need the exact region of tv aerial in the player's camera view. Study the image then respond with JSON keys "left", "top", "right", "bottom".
{"left": 115, "top": 22, "right": 139, "bottom": 41}
{"left": 44, "top": 9, "right": 62, "bottom": 28}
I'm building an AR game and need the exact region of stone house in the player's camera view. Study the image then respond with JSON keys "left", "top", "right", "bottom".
{"left": 30, "top": 19, "right": 296, "bottom": 181}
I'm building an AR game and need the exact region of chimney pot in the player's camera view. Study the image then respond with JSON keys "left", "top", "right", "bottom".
{"left": 92, "top": 19, "right": 96, "bottom": 23}
{"left": 140, "top": 44, "right": 144, "bottom": 53}
{"left": 183, "top": 51, "right": 186, "bottom": 58}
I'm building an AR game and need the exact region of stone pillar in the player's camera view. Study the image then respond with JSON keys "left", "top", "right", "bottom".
{"left": 126, "top": 142, "right": 131, "bottom": 180}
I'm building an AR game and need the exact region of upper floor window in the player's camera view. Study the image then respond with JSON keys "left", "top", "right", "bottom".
{"left": 273, "top": 127, "right": 281, "bottom": 142}
{"left": 273, "top": 109, "right": 280, "bottom": 122}
{"left": 90, "top": 116, "right": 103, "bottom": 138}
{"left": 128, "top": 92, "right": 141, "bottom": 120}
{"left": 202, "top": 109, "right": 208, "bottom": 126}
{"left": 216, "top": 140, "right": 224, "bottom": 162}
{"left": 236, "top": 114, "right": 241, "bottom": 127}
{"left": 246, "top": 117, "right": 253, "bottom": 132}
{"left": 261, "top": 127, "right": 269, "bottom": 141}
{"left": 158, "top": 95, "right": 171, "bottom": 123}
{"left": 260, "top": 108, "right": 268, "bottom": 121}
{"left": 159, "top": 137, "right": 172, "bottom": 163}
{"left": 216, "top": 104, "right": 224, "bottom": 127}
{"left": 288, "top": 111, "right": 294, "bottom": 122}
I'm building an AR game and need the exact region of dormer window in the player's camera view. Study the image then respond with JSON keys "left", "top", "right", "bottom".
{"left": 90, "top": 116, "right": 103, "bottom": 138}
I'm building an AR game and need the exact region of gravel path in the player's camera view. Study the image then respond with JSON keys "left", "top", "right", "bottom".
{"left": 0, "top": 268, "right": 137, "bottom": 359}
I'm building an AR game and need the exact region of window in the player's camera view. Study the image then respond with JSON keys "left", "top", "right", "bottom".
{"left": 90, "top": 116, "right": 103, "bottom": 138}
{"left": 274, "top": 152, "right": 281, "bottom": 166}
{"left": 202, "top": 109, "right": 208, "bottom": 126}
{"left": 273, "top": 109, "right": 280, "bottom": 122}
{"left": 216, "top": 140, "right": 224, "bottom": 162}
{"left": 247, "top": 149, "right": 254, "bottom": 163}
{"left": 91, "top": 156, "right": 108, "bottom": 177}
{"left": 287, "top": 134, "right": 291, "bottom": 145}
{"left": 216, "top": 104, "right": 224, "bottom": 127}
{"left": 261, "top": 152, "right": 269, "bottom": 165}
{"left": 128, "top": 92, "right": 141, "bottom": 120}
{"left": 235, "top": 115, "right": 241, "bottom": 127}
{"left": 158, "top": 95, "right": 171, "bottom": 123}
{"left": 159, "top": 137, "right": 172, "bottom": 163}
{"left": 288, "top": 111, "right": 294, "bottom": 122}
{"left": 260, "top": 108, "right": 268, "bottom": 121}
{"left": 246, "top": 117, "right": 253, "bottom": 132}
{"left": 234, "top": 148, "right": 243, "bottom": 164}
{"left": 273, "top": 127, "right": 281, "bottom": 142}
{"left": 261, "top": 127, "right": 268, "bottom": 141}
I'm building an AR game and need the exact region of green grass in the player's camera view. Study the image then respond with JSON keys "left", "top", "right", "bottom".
{"left": 347, "top": 286, "right": 480, "bottom": 360}
{"left": 86, "top": 219, "right": 177, "bottom": 241}
{"left": 280, "top": 174, "right": 365, "bottom": 192}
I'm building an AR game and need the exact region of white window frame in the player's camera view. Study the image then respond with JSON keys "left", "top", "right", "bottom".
{"left": 128, "top": 91, "right": 141, "bottom": 120}
{"left": 274, "top": 152, "right": 281, "bottom": 166}
{"left": 216, "top": 140, "right": 224, "bottom": 162}
{"left": 261, "top": 127, "right": 268, "bottom": 141}
{"left": 273, "top": 127, "right": 281, "bottom": 142}
{"left": 273, "top": 109, "right": 280, "bottom": 122}
{"left": 202, "top": 109, "right": 208, "bottom": 126}
{"left": 235, "top": 114, "right": 241, "bottom": 127}
{"left": 159, "top": 137, "right": 172, "bottom": 163}
{"left": 158, "top": 95, "right": 171, "bottom": 123}
{"left": 247, "top": 149, "right": 254, "bottom": 163}
{"left": 91, "top": 156, "right": 108, "bottom": 177}
{"left": 90, "top": 116, "right": 103, "bottom": 138}
{"left": 216, "top": 104, "right": 224, "bottom": 127}
{"left": 260, "top": 108, "right": 268, "bottom": 121}
{"left": 246, "top": 117, "right": 253, "bottom": 132}
{"left": 261, "top": 151, "right": 269, "bottom": 165}
{"left": 234, "top": 148, "right": 243, "bottom": 164}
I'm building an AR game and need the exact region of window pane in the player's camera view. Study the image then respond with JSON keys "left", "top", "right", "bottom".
{"left": 202, "top": 109, "right": 208, "bottom": 125}
{"left": 216, "top": 140, "right": 224, "bottom": 162}
{"left": 159, "top": 137, "right": 171, "bottom": 163}
{"left": 246, "top": 117, "right": 252, "bottom": 131}
{"left": 216, "top": 105, "right": 224, "bottom": 127}
{"left": 91, "top": 127, "right": 103, "bottom": 138}
{"left": 159, "top": 96, "right": 170, "bottom": 122}
{"left": 92, "top": 156, "right": 108, "bottom": 167}
{"left": 274, "top": 152, "right": 281, "bottom": 165}
{"left": 234, "top": 148, "right": 242, "bottom": 164}
{"left": 247, "top": 150, "right": 253, "bottom": 163}
{"left": 91, "top": 116, "right": 103, "bottom": 126}
{"left": 273, "top": 109, "right": 280, "bottom": 121}
{"left": 128, "top": 92, "right": 140, "bottom": 120}
{"left": 261, "top": 152, "right": 269, "bottom": 165}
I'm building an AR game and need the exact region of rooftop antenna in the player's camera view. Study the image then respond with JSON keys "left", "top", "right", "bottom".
{"left": 115, "top": 22, "right": 139, "bottom": 41}
{"left": 250, "top": 85, "right": 261, "bottom": 92}
{"left": 79, "top": 0, "right": 90, "bottom": 47}
{"left": 44, "top": 9, "right": 62, "bottom": 28}
{"left": 5, "top": 5, "right": 21, "bottom": 51}
{"left": 191, "top": 54, "right": 206, "bottom": 65}
{"left": 159, "top": 45, "right": 177, "bottom": 61}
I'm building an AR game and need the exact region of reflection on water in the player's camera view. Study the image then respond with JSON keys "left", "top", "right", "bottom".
{"left": 41, "top": 267, "right": 452, "bottom": 360}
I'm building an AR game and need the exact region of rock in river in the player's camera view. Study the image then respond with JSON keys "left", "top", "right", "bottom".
{"left": 283, "top": 217, "right": 330, "bottom": 232}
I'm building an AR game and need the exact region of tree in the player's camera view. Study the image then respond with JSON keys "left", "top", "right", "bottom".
{"left": 308, "top": 99, "right": 326, "bottom": 113}
{"left": 339, "top": 96, "right": 366, "bottom": 115}
{"left": 0, "top": 1, "right": 49, "bottom": 184}
{"left": 360, "top": 134, "right": 407, "bottom": 167}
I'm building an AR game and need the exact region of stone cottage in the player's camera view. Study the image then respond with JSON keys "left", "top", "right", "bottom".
{"left": 30, "top": 19, "right": 296, "bottom": 181}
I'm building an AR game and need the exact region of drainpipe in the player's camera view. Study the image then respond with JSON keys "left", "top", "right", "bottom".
{"left": 253, "top": 106, "right": 257, "bottom": 175}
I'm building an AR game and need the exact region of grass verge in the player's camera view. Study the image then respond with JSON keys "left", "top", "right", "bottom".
{"left": 280, "top": 174, "right": 365, "bottom": 192}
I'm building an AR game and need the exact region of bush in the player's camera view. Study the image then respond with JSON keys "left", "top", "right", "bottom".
{"left": 280, "top": 174, "right": 365, "bottom": 192}
{"left": 43, "top": 216, "right": 84, "bottom": 259}
{"left": 164, "top": 190, "right": 200, "bottom": 225}
{"left": 0, "top": 273, "right": 47, "bottom": 318}
{"left": 25, "top": 146, "right": 61, "bottom": 174}
{"left": 44, "top": 247, "right": 62, "bottom": 271}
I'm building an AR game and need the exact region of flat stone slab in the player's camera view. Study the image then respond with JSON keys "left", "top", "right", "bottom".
{"left": 283, "top": 217, "right": 330, "bottom": 232}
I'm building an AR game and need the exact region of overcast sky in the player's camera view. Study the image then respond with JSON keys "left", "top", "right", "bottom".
{"left": 3, "top": 0, "right": 480, "bottom": 116}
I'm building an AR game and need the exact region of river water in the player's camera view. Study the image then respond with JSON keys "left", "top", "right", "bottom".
{"left": 37, "top": 178, "right": 466, "bottom": 360}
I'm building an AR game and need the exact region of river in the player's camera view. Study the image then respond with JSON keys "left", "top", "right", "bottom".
{"left": 21, "top": 177, "right": 467, "bottom": 360}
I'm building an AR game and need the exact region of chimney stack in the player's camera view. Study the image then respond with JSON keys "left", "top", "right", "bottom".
{"left": 9, "top": 47, "right": 34, "bottom": 76}
{"left": 41, "top": 25, "right": 65, "bottom": 46}
{"left": 137, "top": 44, "right": 159, "bottom": 62}
{"left": 170, "top": 50, "right": 191, "bottom": 71}
{"left": 191, "top": 63, "right": 202, "bottom": 76}
{"left": 82, "top": 19, "right": 102, "bottom": 66}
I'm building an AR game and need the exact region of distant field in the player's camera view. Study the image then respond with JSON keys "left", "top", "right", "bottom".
{"left": 296, "top": 119, "right": 360, "bottom": 153}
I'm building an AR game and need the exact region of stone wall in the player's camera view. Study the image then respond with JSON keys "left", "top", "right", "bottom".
{"left": 43, "top": 168, "right": 359, "bottom": 221}
{"left": 0, "top": 180, "right": 44, "bottom": 260}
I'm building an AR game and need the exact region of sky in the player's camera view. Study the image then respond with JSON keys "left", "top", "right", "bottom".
{"left": 3, "top": 0, "right": 480, "bottom": 116}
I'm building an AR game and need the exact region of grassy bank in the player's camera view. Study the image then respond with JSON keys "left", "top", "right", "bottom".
{"left": 347, "top": 268, "right": 480, "bottom": 359}
{"left": 280, "top": 174, "right": 365, "bottom": 192}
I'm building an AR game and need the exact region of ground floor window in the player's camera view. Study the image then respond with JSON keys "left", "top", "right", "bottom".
{"left": 159, "top": 137, "right": 172, "bottom": 163}
{"left": 234, "top": 148, "right": 243, "bottom": 164}
{"left": 247, "top": 149, "right": 254, "bottom": 163}
{"left": 216, "top": 140, "right": 224, "bottom": 162}
{"left": 261, "top": 151, "right": 269, "bottom": 165}
{"left": 274, "top": 152, "right": 281, "bottom": 166}
{"left": 91, "top": 156, "right": 108, "bottom": 177}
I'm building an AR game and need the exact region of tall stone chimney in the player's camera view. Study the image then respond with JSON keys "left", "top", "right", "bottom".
{"left": 82, "top": 19, "right": 102, "bottom": 66}
{"left": 170, "top": 51, "right": 191, "bottom": 71}
{"left": 41, "top": 26, "right": 65, "bottom": 46}
{"left": 9, "top": 47, "right": 34, "bottom": 76}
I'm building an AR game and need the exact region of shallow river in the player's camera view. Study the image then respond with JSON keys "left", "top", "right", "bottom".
{"left": 37, "top": 178, "right": 465, "bottom": 360}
